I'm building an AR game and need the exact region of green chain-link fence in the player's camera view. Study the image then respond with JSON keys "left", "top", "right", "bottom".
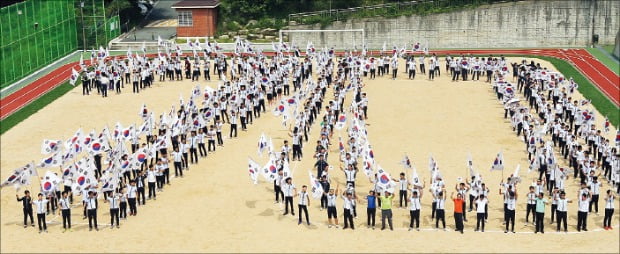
{"left": 0, "top": 0, "right": 121, "bottom": 88}
{"left": 0, "top": 0, "right": 78, "bottom": 87}
{"left": 76, "top": 0, "right": 120, "bottom": 51}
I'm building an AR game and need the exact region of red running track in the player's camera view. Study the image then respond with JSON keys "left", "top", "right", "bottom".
{"left": 1, "top": 49, "right": 618, "bottom": 121}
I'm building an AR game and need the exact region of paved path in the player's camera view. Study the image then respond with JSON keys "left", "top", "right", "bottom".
{"left": 120, "top": 0, "right": 178, "bottom": 42}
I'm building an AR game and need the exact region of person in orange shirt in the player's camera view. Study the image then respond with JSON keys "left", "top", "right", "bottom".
{"left": 451, "top": 192, "right": 464, "bottom": 234}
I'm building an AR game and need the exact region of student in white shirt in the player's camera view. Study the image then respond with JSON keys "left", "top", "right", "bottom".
{"left": 326, "top": 186, "right": 339, "bottom": 228}
{"left": 342, "top": 190, "right": 355, "bottom": 230}
{"left": 229, "top": 111, "right": 238, "bottom": 138}
{"left": 577, "top": 193, "right": 591, "bottom": 231}
{"left": 216, "top": 120, "right": 224, "bottom": 146}
{"left": 181, "top": 138, "right": 190, "bottom": 170}
{"left": 119, "top": 188, "right": 127, "bottom": 219}
{"left": 197, "top": 128, "right": 207, "bottom": 157}
{"left": 172, "top": 147, "right": 185, "bottom": 178}
{"left": 555, "top": 191, "right": 571, "bottom": 232}
{"left": 474, "top": 194, "right": 488, "bottom": 232}
{"left": 207, "top": 125, "right": 217, "bottom": 151}
{"left": 127, "top": 180, "right": 138, "bottom": 215}
{"left": 550, "top": 186, "right": 560, "bottom": 224}
{"left": 155, "top": 159, "right": 165, "bottom": 190}
{"left": 396, "top": 173, "right": 409, "bottom": 208}
{"left": 589, "top": 176, "right": 602, "bottom": 214}
{"left": 603, "top": 189, "right": 616, "bottom": 230}
{"left": 33, "top": 193, "right": 49, "bottom": 233}
{"left": 525, "top": 186, "right": 537, "bottom": 226}
{"left": 282, "top": 177, "right": 296, "bottom": 216}
{"left": 434, "top": 191, "right": 447, "bottom": 230}
{"left": 86, "top": 191, "right": 99, "bottom": 231}
{"left": 147, "top": 164, "right": 157, "bottom": 200}
{"left": 161, "top": 154, "right": 171, "bottom": 186}
{"left": 297, "top": 185, "right": 311, "bottom": 225}
{"left": 105, "top": 192, "right": 120, "bottom": 229}
{"left": 404, "top": 188, "right": 422, "bottom": 231}
{"left": 189, "top": 131, "right": 199, "bottom": 164}
{"left": 340, "top": 164, "right": 358, "bottom": 189}
{"left": 58, "top": 191, "right": 71, "bottom": 232}
{"left": 407, "top": 57, "right": 416, "bottom": 79}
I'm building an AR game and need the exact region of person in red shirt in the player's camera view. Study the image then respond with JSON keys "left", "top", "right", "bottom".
{"left": 452, "top": 192, "right": 464, "bottom": 233}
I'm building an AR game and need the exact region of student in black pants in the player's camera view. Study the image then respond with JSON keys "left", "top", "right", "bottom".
{"left": 391, "top": 62, "right": 398, "bottom": 80}
{"left": 474, "top": 195, "right": 488, "bottom": 232}
{"left": 59, "top": 191, "right": 72, "bottom": 231}
{"left": 577, "top": 193, "right": 591, "bottom": 232}
{"left": 603, "top": 190, "right": 616, "bottom": 230}
{"left": 343, "top": 192, "right": 355, "bottom": 230}
{"left": 297, "top": 186, "right": 311, "bottom": 225}
{"left": 82, "top": 74, "right": 89, "bottom": 95}
{"left": 16, "top": 191, "right": 34, "bottom": 228}
{"left": 132, "top": 70, "right": 140, "bottom": 93}
{"left": 504, "top": 191, "right": 517, "bottom": 233}
{"left": 366, "top": 190, "right": 377, "bottom": 229}
{"left": 204, "top": 63, "right": 210, "bottom": 81}
{"left": 282, "top": 177, "right": 295, "bottom": 216}
{"left": 229, "top": 112, "right": 238, "bottom": 138}
{"left": 33, "top": 193, "right": 49, "bottom": 233}
{"left": 198, "top": 129, "right": 207, "bottom": 157}
{"left": 435, "top": 192, "right": 446, "bottom": 230}
{"left": 105, "top": 193, "right": 120, "bottom": 229}
{"left": 119, "top": 191, "right": 127, "bottom": 219}
{"left": 135, "top": 171, "right": 146, "bottom": 205}
{"left": 147, "top": 165, "right": 157, "bottom": 200}
{"left": 192, "top": 65, "right": 200, "bottom": 81}
{"left": 86, "top": 191, "right": 98, "bottom": 231}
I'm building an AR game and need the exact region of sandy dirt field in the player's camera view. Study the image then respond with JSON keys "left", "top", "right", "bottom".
{"left": 1, "top": 57, "right": 618, "bottom": 253}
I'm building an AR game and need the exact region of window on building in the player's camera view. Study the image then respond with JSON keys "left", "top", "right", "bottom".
{"left": 178, "top": 11, "right": 193, "bottom": 27}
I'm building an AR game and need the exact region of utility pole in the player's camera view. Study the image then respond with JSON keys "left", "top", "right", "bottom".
{"left": 80, "top": 1, "right": 86, "bottom": 52}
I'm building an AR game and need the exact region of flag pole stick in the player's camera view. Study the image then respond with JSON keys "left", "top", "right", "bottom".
{"left": 501, "top": 168, "right": 504, "bottom": 181}
{"left": 466, "top": 152, "right": 469, "bottom": 181}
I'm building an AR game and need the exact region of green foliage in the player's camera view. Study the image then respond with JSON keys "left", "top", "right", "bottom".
{"left": 290, "top": 0, "right": 508, "bottom": 26}
{"left": 75, "top": 0, "right": 122, "bottom": 50}
{"left": 104, "top": 0, "right": 132, "bottom": 17}
{"left": 224, "top": 20, "right": 241, "bottom": 31}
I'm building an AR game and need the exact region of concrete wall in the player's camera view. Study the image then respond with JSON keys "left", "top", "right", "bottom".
{"left": 288, "top": 0, "right": 620, "bottom": 49}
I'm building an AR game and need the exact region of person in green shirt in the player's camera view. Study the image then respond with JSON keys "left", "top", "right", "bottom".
{"left": 380, "top": 191, "right": 395, "bottom": 231}
{"left": 535, "top": 193, "right": 548, "bottom": 234}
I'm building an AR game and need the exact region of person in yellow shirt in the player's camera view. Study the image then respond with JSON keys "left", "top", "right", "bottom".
{"left": 379, "top": 191, "right": 395, "bottom": 231}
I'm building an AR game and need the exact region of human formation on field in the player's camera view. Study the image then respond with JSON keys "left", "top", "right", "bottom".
{"left": 4, "top": 38, "right": 619, "bottom": 235}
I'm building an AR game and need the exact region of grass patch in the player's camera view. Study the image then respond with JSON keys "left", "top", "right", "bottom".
{"left": 586, "top": 48, "right": 619, "bottom": 75}
{"left": 602, "top": 45, "right": 616, "bottom": 56}
{"left": 0, "top": 80, "right": 79, "bottom": 135}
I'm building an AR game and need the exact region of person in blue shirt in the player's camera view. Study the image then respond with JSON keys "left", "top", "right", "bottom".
{"left": 365, "top": 190, "right": 377, "bottom": 229}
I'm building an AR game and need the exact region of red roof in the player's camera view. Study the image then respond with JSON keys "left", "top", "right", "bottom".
{"left": 171, "top": 0, "right": 220, "bottom": 8}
